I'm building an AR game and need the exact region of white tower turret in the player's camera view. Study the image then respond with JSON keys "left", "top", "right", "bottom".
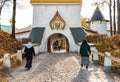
{"left": 88, "top": 6, "right": 109, "bottom": 35}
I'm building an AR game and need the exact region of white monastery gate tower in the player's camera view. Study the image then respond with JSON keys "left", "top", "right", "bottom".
{"left": 30, "top": 0, "right": 86, "bottom": 53}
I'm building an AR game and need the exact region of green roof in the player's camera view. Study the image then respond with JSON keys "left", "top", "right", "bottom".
{"left": 1, "top": 25, "right": 12, "bottom": 32}
{"left": 70, "top": 28, "right": 86, "bottom": 44}
{"left": 29, "top": 27, "right": 45, "bottom": 44}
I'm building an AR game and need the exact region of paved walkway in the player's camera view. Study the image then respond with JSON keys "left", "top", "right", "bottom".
{"left": 7, "top": 53, "right": 120, "bottom": 82}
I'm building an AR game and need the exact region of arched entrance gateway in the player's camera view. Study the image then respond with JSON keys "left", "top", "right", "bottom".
{"left": 30, "top": 0, "right": 84, "bottom": 52}
{"left": 47, "top": 33, "right": 69, "bottom": 53}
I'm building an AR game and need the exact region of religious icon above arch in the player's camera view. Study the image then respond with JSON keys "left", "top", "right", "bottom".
{"left": 50, "top": 11, "right": 65, "bottom": 30}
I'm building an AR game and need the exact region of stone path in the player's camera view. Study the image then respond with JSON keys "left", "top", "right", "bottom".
{"left": 7, "top": 53, "right": 120, "bottom": 82}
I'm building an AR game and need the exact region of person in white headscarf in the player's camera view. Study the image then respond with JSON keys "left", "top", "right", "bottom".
{"left": 24, "top": 42, "right": 35, "bottom": 70}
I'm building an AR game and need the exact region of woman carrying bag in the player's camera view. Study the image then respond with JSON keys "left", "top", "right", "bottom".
{"left": 24, "top": 42, "right": 35, "bottom": 70}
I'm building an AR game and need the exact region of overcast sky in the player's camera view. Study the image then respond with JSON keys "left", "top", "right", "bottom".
{"left": 81, "top": 0, "right": 109, "bottom": 19}
{"left": 1, "top": 0, "right": 109, "bottom": 29}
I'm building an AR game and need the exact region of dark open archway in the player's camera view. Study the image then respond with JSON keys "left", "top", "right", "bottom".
{"left": 47, "top": 33, "right": 69, "bottom": 53}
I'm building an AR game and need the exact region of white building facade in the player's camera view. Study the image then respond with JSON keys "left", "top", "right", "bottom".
{"left": 88, "top": 7, "right": 109, "bottom": 35}
{"left": 30, "top": 0, "right": 85, "bottom": 53}
{"left": 90, "top": 21, "right": 108, "bottom": 34}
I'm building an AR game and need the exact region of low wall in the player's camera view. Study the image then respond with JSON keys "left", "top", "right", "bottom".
{"left": 91, "top": 48, "right": 120, "bottom": 70}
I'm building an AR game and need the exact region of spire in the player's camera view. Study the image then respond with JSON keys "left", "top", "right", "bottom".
{"left": 91, "top": 6, "right": 106, "bottom": 21}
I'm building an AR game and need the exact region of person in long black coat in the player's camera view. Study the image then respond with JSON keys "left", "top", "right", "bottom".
{"left": 80, "top": 40, "right": 91, "bottom": 69}
{"left": 24, "top": 42, "right": 35, "bottom": 70}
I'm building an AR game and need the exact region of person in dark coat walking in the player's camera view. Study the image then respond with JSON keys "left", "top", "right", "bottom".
{"left": 80, "top": 40, "right": 91, "bottom": 69}
{"left": 24, "top": 42, "right": 35, "bottom": 70}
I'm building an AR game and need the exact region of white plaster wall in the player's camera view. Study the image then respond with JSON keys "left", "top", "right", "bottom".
{"left": 32, "top": 3, "right": 81, "bottom": 27}
{"left": 90, "top": 21, "right": 108, "bottom": 34}
{"left": 31, "top": 3, "right": 81, "bottom": 52}
{"left": 39, "top": 28, "right": 78, "bottom": 52}
{"left": 15, "top": 32, "right": 30, "bottom": 39}
{"left": 34, "top": 45, "right": 39, "bottom": 54}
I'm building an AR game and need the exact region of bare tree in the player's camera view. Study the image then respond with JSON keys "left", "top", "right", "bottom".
{"left": 113, "top": 0, "right": 117, "bottom": 34}
{"left": 11, "top": 0, "right": 16, "bottom": 38}
{"left": 10, "top": 0, "right": 28, "bottom": 38}
{"left": 1, "top": 0, "right": 27, "bottom": 38}
{"left": 117, "top": 0, "right": 120, "bottom": 34}
{"left": 109, "top": 0, "right": 113, "bottom": 35}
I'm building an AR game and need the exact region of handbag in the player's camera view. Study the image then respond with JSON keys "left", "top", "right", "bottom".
{"left": 22, "top": 53, "right": 26, "bottom": 58}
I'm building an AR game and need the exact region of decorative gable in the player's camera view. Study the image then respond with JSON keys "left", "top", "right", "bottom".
{"left": 50, "top": 11, "right": 65, "bottom": 30}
